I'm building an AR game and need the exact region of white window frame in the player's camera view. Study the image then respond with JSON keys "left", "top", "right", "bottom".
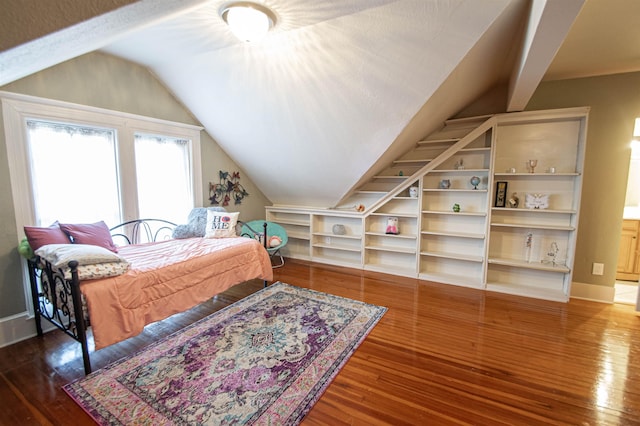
{"left": 1, "top": 91, "right": 203, "bottom": 314}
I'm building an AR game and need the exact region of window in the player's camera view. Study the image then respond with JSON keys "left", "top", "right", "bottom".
{"left": 3, "top": 92, "right": 202, "bottom": 230}
{"left": 26, "top": 120, "right": 121, "bottom": 226}
{"left": 134, "top": 133, "right": 193, "bottom": 223}
{"left": 2, "top": 92, "right": 203, "bottom": 310}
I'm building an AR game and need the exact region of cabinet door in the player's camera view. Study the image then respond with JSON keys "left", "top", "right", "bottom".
{"left": 617, "top": 220, "right": 639, "bottom": 279}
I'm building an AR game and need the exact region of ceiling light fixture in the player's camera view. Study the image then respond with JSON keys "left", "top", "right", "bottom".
{"left": 221, "top": 2, "right": 277, "bottom": 42}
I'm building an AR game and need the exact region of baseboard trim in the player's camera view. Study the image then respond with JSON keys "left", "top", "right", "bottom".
{"left": 0, "top": 312, "right": 54, "bottom": 348}
{"left": 570, "top": 281, "right": 615, "bottom": 303}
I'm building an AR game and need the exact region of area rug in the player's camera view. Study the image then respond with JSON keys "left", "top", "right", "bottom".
{"left": 63, "top": 282, "right": 386, "bottom": 425}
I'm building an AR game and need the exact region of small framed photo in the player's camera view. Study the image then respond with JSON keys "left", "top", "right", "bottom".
{"left": 494, "top": 181, "right": 508, "bottom": 207}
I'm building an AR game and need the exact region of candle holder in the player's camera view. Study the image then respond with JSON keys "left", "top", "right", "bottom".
{"left": 527, "top": 159, "right": 538, "bottom": 173}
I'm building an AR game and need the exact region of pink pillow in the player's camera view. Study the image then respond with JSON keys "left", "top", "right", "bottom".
{"left": 59, "top": 221, "right": 118, "bottom": 253}
{"left": 24, "top": 221, "right": 71, "bottom": 250}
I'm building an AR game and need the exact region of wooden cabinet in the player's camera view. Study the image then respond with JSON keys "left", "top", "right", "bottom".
{"left": 616, "top": 219, "right": 639, "bottom": 281}
{"left": 266, "top": 107, "right": 588, "bottom": 302}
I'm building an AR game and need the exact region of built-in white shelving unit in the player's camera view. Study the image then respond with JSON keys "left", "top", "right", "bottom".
{"left": 417, "top": 127, "right": 493, "bottom": 288}
{"left": 311, "top": 213, "right": 363, "bottom": 268}
{"left": 266, "top": 107, "right": 588, "bottom": 302}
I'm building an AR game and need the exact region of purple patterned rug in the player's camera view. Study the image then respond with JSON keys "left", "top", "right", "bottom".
{"left": 63, "top": 282, "right": 386, "bottom": 425}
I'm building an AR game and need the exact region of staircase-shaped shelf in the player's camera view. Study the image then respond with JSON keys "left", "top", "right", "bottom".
{"left": 266, "top": 108, "right": 588, "bottom": 302}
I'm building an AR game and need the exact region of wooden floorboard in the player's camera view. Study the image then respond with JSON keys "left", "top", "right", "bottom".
{"left": 1, "top": 259, "right": 639, "bottom": 425}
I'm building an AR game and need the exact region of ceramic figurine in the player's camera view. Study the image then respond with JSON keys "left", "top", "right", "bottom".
{"left": 385, "top": 217, "right": 399, "bottom": 234}
{"left": 508, "top": 192, "right": 519, "bottom": 208}
{"left": 439, "top": 179, "right": 451, "bottom": 189}
{"left": 452, "top": 203, "right": 460, "bottom": 212}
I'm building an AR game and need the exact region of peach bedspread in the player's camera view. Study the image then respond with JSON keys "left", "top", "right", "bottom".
{"left": 80, "top": 237, "right": 273, "bottom": 349}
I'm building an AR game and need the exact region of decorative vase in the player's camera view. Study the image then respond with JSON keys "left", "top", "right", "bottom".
{"left": 332, "top": 224, "right": 346, "bottom": 235}
{"left": 470, "top": 176, "right": 481, "bottom": 190}
{"left": 439, "top": 179, "right": 451, "bottom": 189}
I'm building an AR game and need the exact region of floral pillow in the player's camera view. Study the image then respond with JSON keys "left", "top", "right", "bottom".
{"left": 68, "top": 262, "right": 130, "bottom": 281}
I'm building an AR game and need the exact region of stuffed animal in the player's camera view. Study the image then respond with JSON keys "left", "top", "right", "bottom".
{"left": 172, "top": 207, "right": 228, "bottom": 239}
{"left": 18, "top": 237, "right": 34, "bottom": 259}
{"left": 268, "top": 235, "right": 282, "bottom": 248}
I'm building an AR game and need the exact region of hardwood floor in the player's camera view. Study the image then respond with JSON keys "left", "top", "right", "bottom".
{"left": 1, "top": 259, "right": 639, "bottom": 425}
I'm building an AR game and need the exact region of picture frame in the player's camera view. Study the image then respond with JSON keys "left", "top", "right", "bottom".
{"left": 494, "top": 181, "right": 508, "bottom": 207}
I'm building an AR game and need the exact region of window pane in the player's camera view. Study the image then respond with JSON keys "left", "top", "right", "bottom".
{"left": 26, "top": 120, "right": 121, "bottom": 227}
{"left": 134, "top": 133, "right": 193, "bottom": 223}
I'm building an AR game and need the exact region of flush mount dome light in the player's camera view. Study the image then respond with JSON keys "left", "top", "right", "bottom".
{"left": 221, "top": 2, "right": 277, "bottom": 42}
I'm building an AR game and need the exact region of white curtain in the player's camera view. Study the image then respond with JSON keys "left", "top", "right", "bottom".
{"left": 134, "top": 133, "right": 192, "bottom": 224}
{"left": 26, "top": 120, "right": 121, "bottom": 227}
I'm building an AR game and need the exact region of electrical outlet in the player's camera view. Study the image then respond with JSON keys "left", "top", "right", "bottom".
{"left": 592, "top": 262, "right": 604, "bottom": 275}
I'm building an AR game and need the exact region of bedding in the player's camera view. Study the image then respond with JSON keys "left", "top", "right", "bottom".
{"left": 35, "top": 243, "right": 127, "bottom": 268}
{"left": 81, "top": 236, "right": 272, "bottom": 349}
{"left": 35, "top": 244, "right": 131, "bottom": 281}
{"left": 27, "top": 217, "right": 274, "bottom": 374}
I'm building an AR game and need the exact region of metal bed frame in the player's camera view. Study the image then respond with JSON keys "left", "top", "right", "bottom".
{"left": 27, "top": 219, "right": 268, "bottom": 374}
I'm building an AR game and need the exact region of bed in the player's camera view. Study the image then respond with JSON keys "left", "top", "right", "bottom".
{"left": 26, "top": 217, "right": 273, "bottom": 374}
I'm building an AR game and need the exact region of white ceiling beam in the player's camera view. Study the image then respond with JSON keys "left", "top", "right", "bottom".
{"left": 506, "top": 0, "right": 585, "bottom": 112}
{"left": 0, "top": 0, "right": 210, "bottom": 86}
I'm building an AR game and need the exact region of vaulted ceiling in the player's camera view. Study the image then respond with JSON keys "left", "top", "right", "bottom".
{"left": 2, "top": 0, "right": 639, "bottom": 208}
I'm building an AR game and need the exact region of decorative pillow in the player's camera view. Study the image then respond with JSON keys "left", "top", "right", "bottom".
{"left": 24, "top": 221, "right": 71, "bottom": 250}
{"left": 172, "top": 207, "right": 228, "bottom": 239}
{"left": 205, "top": 211, "right": 239, "bottom": 238}
{"left": 59, "top": 221, "right": 118, "bottom": 252}
{"left": 35, "top": 244, "right": 127, "bottom": 269}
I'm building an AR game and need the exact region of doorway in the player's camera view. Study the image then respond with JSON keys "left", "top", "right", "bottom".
{"left": 614, "top": 280, "right": 638, "bottom": 305}
{"left": 614, "top": 127, "right": 640, "bottom": 306}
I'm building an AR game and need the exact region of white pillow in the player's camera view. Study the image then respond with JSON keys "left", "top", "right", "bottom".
{"left": 205, "top": 211, "right": 239, "bottom": 238}
{"left": 35, "top": 244, "right": 127, "bottom": 269}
